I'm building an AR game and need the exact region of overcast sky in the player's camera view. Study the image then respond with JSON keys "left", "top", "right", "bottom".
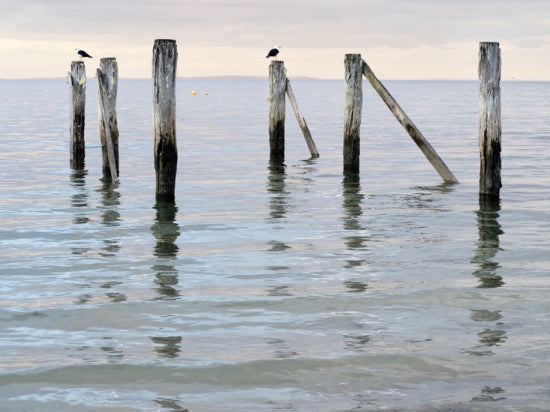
{"left": 1, "top": 0, "right": 549, "bottom": 79}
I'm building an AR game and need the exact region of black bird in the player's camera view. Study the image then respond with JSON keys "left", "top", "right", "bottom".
{"left": 266, "top": 45, "right": 280, "bottom": 59}
{"left": 75, "top": 48, "right": 93, "bottom": 59}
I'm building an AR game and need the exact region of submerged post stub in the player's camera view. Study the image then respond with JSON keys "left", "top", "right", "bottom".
{"left": 153, "top": 39, "right": 178, "bottom": 202}
{"left": 478, "top": 42, "right": 502, "bottom": 199}
{"left": 343, "top": 54, "right": 363, "bottom": 174}
{"left": 97, "top": 57, "right": 119, "bottom": 180}
{"left": 269, "top": 60, "right": 286, "bottom": 162}
{"left": 70, "top": 61, "right": 86, "bottom": 169}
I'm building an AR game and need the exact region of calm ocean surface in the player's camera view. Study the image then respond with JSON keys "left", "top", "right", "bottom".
{"left": 0, "top": 77, "right": 549, "bottom": 411}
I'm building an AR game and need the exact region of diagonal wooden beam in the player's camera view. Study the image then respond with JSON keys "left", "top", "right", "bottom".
{"left": 362, "top": 59, "right": 459, "bottom": 184}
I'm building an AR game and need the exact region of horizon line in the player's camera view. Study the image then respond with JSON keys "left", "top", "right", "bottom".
{"left": 0, "top": 75, "right": 547, "bottom": 82}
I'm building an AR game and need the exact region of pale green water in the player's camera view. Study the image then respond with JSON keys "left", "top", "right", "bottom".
{"left": 0, "top": 78, "right": 549, "bottom": 411}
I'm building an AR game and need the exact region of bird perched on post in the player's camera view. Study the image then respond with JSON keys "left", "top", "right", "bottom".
{"left": 266, "top": 45, "right": 280, "bottom": 59}
{"left": 75, "top": 48, "right": 93, "bottom": 59}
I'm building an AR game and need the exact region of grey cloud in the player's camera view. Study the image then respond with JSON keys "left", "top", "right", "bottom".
{"left": 0, "top": 0, "right": 548, "bottom": 49}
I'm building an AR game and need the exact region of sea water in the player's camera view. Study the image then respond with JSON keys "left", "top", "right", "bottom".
{"left": 0, "top": 78, "right": 549, "bottom": 411}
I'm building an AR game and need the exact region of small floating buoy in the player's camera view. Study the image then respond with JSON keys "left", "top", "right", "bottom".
{"left": 191, "top": 90, "right": 197, "bottom": 95}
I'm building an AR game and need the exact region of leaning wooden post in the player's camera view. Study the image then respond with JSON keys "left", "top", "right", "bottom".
{"left": 152, "top": 39, "right": 178, "bottom": 202}
{"left": 362, "top": 60, "right": 459, "bottom": 184}
{"left": 97, "top": 76, "right": 118, "bottom": 182}
{"left": 269, "top": 60, "right": 286, "bottom": 162}
{"left": 70, "top": 61, "right": 86, "bottom": 169}
{"left": 97, "top": 57, "right": 119, "bottom": 181}
{"left": 478, "top": 42, "right": 502, "bottom": 199}
{"left": 343, "top": 54, "right": 363, "bottom": 174}
{"left": 285, "top": 79, "right": 319, "bottom": 158}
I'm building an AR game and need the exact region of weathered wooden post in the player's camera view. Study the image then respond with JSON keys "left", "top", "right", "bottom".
{"left": 362, "top": 59, "right": 458, "bottom": 184}
{"left": 343, "top": 54, "right": 363, "bottom": 174}
{"left": 70, "top": 61, "right": 86, "bottom": 169}
{"left": 478, "top": 42, "right": 502, "bottom": 199}
{"left": 269, "top": 60, "right": 286, "bottom": 162}
{"left": 97, "top": 57, "right": 119, "bottom": 181}
{"left": 152, "top": 39, "right": 178, "bottom": 202}
{"left": 285, "top": 79, "right": 319, "bottom": 158}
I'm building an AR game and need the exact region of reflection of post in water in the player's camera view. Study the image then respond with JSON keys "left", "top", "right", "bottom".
{"left": 469, "top": 309, "right": 507, "bottom": 357}
{"left": 153, "top": 202, "right": 179, "bottom": 256}
{"left": 265, "top": 161, "right": 291, "bottom": 295}
{"left": 472, "top": 196, "right": 504, "bottom": 288}
{"left": 342, "top": 173, "right": 367, "bottom": 252}
{"left": 154, "top": 398, "right": 187, "bottom": 410}
{"left": 265, "top": 337, "right": 298, "bottom": 359}
{"left": 99, "top": 179, "right": 121, "bottom": 226}
{"left": 468, "top": 198, "right": 508, "bottom": 367}
{"left": 70, "top": 169, "right": 89, "bottom": 225}
{"left": 99, "top": 179, "right": 121, "bottom": 257}
{"left": 267, "top": 161, "right": 288, "bottom": 220}
{"left": 100, "top": 337, "right": 124, "bottom": 360}
{"left": 151, "top": 336, "right": 182, "bottom": 358}
{"left": 70, "top": 170, "right": 91, "bottom": 256}
{"left": 471, "top": 385, "right": 506, "bottom": 402}
{"left": 151, "top": 202, "right": 180, "bottom": 299}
